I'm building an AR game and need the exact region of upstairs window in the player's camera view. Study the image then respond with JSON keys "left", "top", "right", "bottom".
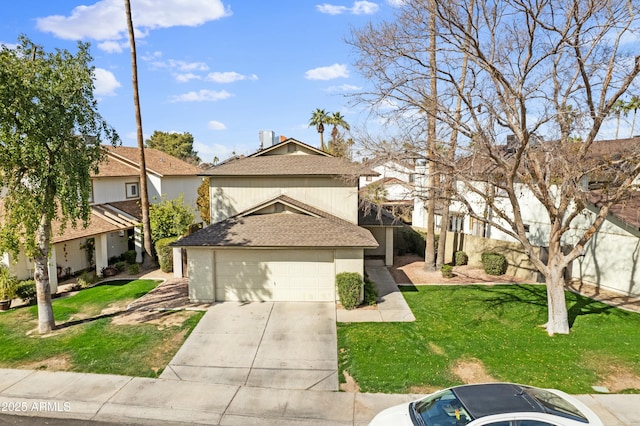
{"left": 125, "top": 182, "right": 139, "bottom": 199}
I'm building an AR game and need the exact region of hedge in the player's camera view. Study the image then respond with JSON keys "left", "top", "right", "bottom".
{"left": 481, "top": 252, "right": 508, "bottom": 275}
{"left": 454, "top": 251, "right": 468, "bottom": 266}
{"left": 337, "top": 272, "right": 363, "bottom": 310}
{"left": 155, "top": 237, "right": 178, "bottom": 273}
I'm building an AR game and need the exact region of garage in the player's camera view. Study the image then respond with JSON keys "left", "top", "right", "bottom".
{"left": 215, "top": 249, "right": 335, "bottom": 302}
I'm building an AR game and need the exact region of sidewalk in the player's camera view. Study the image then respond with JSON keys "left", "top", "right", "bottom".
{"left": 1, "top": 368, "right": 640, "bottom": 425}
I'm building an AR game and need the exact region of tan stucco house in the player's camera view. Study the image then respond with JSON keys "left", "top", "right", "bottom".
{"left": 172, "top": 138, "right": 388, "bottom": 303}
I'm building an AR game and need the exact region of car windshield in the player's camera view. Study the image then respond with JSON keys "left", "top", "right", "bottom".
{"left": 413, "top": 390, "right": 474, "bottom": 426}
{"left": 524, "top": 386, "right": 589, "bottom": 423}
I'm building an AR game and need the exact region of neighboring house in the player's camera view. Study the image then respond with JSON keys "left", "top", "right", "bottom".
{"left": 2, "top": 145, "right": 201, "bottom": 293}
{"left": 360, "top": 160, "right": 415, "bottom": 223}
{"left": 172, "top": 138, "right": 396, "bottom": 303}
{"left": 445, "top": 137, "right": 640, "bottom": 296}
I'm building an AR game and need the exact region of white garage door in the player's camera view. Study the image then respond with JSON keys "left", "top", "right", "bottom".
{"left": 215, "top": 250, "right": 335, "bottom": 302}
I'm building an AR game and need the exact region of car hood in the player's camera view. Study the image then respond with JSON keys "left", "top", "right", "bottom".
{"left": 368, "top": 402, "right": 414, "bottom": 426}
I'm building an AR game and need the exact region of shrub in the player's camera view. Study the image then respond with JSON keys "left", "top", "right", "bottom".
{"left": 108, "top": 255, "right": 121, "bottom": 265}
{"left": 149, "top": 195, "right": 195, "bottom": 243}
{"left": 0, "top": 266, "right": 19, "bottom": 300}
{"left": 16, "top": 280, "right": 36, "bottom": 304}
{"left": 454, "top": 251, "right": 468, "bottom": 266}
{"left": 77, "top": 270, "right": 97, "bottom": 289}
{"left": 121, "top": 250, "right": 137, "bottom": 265}
{"left": 337, "top": 272, "right": 363, "bottom": 310}
{"left": 114, "top": 261, "right": 127, "bottom": 273}
{"left": 128, "top": 263, "right": 140, "bottom": 275}
{"left": 441, "top": 264, "right": 454, "bottom": 278}
{"left": 155, "top": 237, "right": 178, "bottom": 273}
{"left": 481, "top": 252, "right": 508, "bottom": 275}
{"left": 398, "top": 227, "right": 426, "bottom": 257}
{"left": 363, "top": 275, "right": 378, "bottom": 306}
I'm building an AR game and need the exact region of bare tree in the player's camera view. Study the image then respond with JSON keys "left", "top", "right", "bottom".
{"left": 351, "top": 0, "right": 640, "bottom": 335}
{"left": 125, "top": 0, "right": 155, "bottom": 267}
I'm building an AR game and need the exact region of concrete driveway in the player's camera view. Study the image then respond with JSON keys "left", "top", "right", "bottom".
{"left": 160, "top": 302, "right": 338, "bottom": 391}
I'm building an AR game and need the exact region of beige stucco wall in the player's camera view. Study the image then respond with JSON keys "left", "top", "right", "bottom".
{"left": 335, "top": 248, "right": 364, "bottom": 276}
{"left": 209, "top": 176, "right": 358, "bottom": 223}
{"left": 187, "top": 248, "right": 215, "bottom": 302}
{"left": 444, "top": 232, "right": 542, "bottom": 282}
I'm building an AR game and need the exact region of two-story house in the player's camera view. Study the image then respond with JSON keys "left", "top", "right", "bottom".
{"left": 172, "top": 138, "right": 383, "bottom": 303}
{"left": 443, "top": 136, "right": 640, "bottom": 297}
{"left": 2, "top": 145, "right": 202, "bottom": 293}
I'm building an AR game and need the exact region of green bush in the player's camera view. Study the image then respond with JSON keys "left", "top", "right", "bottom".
{"left": 114, "top": 261, "right": 127, "bottom": 273}
{"left": 454, "top": 251, "right": 468, "bottom": 266}
{"left": 441, "top": 264, "right": 453, "bottom": 278}
{"left": 398, "top": 227, "right": 426, "bottom": 257}
{"left": 337, "top": 272, "right": 363, "bottom": 310}
{"left": 481, "top": 252, "right": 508, "bottom": 275}
{"left": 121, "top": 250, "right": 137, "bottom": 264}
{"left": 155, "top": 237, "right": 178, "bottom": 273}
{"left": 16, "top": 280, "right": 36, "bottom": 304}
{"left": 77, "top": 270, "right": 97, "bottom": 289}
{"left": 128, "top": 263, "right": 140, "bottom": 275}
{"left": 363, "top": 275, "right": 378, "bottom": 306}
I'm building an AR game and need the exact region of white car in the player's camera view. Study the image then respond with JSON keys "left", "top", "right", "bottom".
{"left": 369, "top": 382, "right": 604, "bottom": 426}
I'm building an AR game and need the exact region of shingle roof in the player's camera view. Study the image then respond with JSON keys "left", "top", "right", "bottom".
{"left": 172, "top": 195, "right": 378, "bottom": 248}
{"left": 94, "top": 145, "right": 201, "bottom": 178}
{"left": 359, "top": 203, "right": 404, "bottom": 227}
{"left": 51, "top": 202, "right": 140, "bottom": 243}
{"left": 588, "top": 190, "right": 640, "bottom": 231}
{"left": 201, "top": 155, "right": 375, "bottom": 177}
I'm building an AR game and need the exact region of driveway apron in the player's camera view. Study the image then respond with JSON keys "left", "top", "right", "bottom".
{"left": 160, "top": 302, "right": 338, "bottom": 391}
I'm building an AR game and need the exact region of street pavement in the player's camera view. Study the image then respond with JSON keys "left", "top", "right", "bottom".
{"left": 1, "top": 261, "right": 639, "bottom": 425}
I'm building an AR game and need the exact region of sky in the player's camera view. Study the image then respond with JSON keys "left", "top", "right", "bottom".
{"left": 0, "top": 0, "right": 402, "bottom": 163}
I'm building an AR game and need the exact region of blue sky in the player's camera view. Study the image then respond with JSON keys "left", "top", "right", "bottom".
{"left": 0, "top": 0, "right": 402, "bottom": 163}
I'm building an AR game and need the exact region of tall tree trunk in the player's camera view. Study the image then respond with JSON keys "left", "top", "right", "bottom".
{"left": 631, "top": 110, "right": 637, "bottom": 138}
{"left": 424, "top": 0, "right": 438, "bottom": 271}
{"left": 319, "top": 131, "right": 325, "bottom": 151}
{"left": 545, "top": 262, "right": 570, "bottom": 335}
{"left": 34, "top": 215, "right": 55, "bottom": 334}
{"left": 125, "top": 0, "right": 155, "bottom": 267}
{"left": 436, "top": 0, "right": 474, "bottom": 268}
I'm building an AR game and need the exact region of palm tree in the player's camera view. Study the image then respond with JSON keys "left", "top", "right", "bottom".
{"left": 327, "top": 112, "right": 350, "bottom": 150}
{"left": 627, "top": 95, "right": 640, "bottom": 138}
{"left": 125, "top": 0, "right": 156, "bottom": 267}
{"left": 309, "top": 108, "right": 330, "bottom": 151}
{"left": 611, "top": 98, "right": 627, "bottom": 139}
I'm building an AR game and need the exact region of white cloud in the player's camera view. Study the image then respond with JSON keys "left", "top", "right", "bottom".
{"left": 36, "top": 0, "right": 232, "bottom": 52}
{"left": 326, "top": 84, "right": 362, "bottom": 92}
{"left": 0, "top": 42, "right": 18, "bottom": 50}
{"left": 316, "top": 1, "right": 378, "bottom": 15}
{"left": 97, "top": 40, "right": 129, "bottom": 53}
{"left": 386, "top": 0, "right": 406, "bottom": 6}
{"left": 316, "top": 4, "right": 349, "bottom": 14}
{"left": 352, "top": 1, "right": 379, "bottom": 14}
{"left": 175, "top": 73, "right": 201, "bottom": 83}
{"left": 305, "top": 64, "right": 349, "bottom": 80}
{"left": 206, "top": 71, "right": 258, "bottom": 83}
{"left": 208, "top": 120, "right": 227, "bottom": 130}
{"left": 170, "top": 89, "right": 233, "bottom": 102}
{"left": 93, "top": 68, "right": 121, "bottom": 95}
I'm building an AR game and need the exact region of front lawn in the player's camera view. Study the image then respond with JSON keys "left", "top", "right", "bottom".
{"left": 338, "top": 284, "right": 640, "bottom": 394}
{"left": 0, "top": 279, "right": 203, "bottom": 377}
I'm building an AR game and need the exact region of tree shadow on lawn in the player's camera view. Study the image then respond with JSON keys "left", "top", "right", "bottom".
{"left": 413, "top": 284, "right": 618, "bottom": 330}
{"left": 475, "top": 284, "right": 617, "bottom": 328}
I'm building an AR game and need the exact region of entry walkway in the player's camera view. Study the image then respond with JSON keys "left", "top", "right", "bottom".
{"left": 337, "top": 259, "right": 416, "bottom": 323}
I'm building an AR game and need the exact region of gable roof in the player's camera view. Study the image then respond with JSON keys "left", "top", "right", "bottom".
{"left": 250, "top": 138, "right": 331, "bottom": 157}
{"left": 359, "top": 203, "right": 404, "bottom": 227}
{"left": 202, "top": 153, "right": 375, "bottom": 177}
{"left": 51, "top": 201, "right": 140, "bottom": 243}
{"left": 172, "top": 195, "right": 378, "bottom": 248}
{"left": 93, "top": 145, "right": 201, "bottom": 178}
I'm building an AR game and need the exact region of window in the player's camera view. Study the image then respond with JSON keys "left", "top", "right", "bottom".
{"left": 125, "top": 182, "right": 139, "bottom": 199}
{"left": 449, "top": 215, "right": 464, "bottom": 232}
{"left": 88, "top": 180, "right": 94, "bottom": 203}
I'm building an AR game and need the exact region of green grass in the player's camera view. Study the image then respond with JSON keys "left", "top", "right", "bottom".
{"left": 338, "top": 284, "right": 640, "bottom": 394}
{"left": 0, "top": 279, "right": 203, "bottom": 377}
